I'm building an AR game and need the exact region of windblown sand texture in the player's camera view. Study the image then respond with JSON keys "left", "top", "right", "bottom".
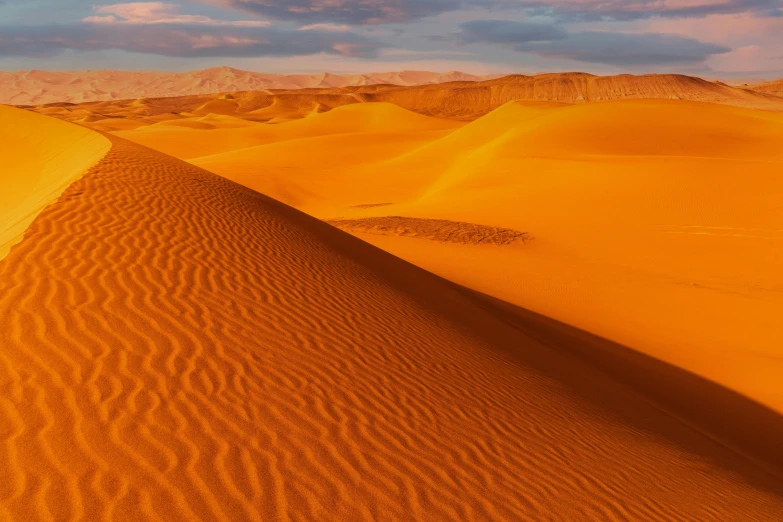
{"left": 327, "top": 217, "right": 530, "bottom": 245}
{"left": 750, "top": 78, "right": 783, "bottom": 97}
{"left": 2, "top": 105, "right": 783, "bottom": 520}
{"left": 100, "top": 97, "right": 783, "bottom": 421}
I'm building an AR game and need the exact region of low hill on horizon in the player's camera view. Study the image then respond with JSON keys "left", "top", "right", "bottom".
{"left": 23, "top": 72, "right": 783, "bottom": 128}
{"left": 750, "top": 78, "right": 783, "bottom": 97}
{"left": 0, "top": 66, "right": 501, "bottom": 105}
{"left": 5, "top": 66, "right": 782, "bottom": 109}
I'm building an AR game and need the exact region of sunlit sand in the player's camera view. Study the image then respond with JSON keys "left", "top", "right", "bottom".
{"left": 2, "top": 73, "right": 783, "bottom": 520}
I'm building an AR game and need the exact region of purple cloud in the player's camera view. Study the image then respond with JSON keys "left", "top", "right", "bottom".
{"left": 204, "top": 0, "right": 783, "bottom": 25}
{"left": 205, "top": 0, "right": 462, "bottom": 24}
{"left": 0, "top": 22, "right": 382, "bottom": 58}
{"left": 455, "top": 19, "right": 731, "bottom": 66}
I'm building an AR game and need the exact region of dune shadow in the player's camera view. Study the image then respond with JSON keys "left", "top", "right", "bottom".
{"left": 272, "top": 194, "right": 783, "bottom": 499}
{"left": 192, "top": 168, "right": 783, "bottom": 503}
{"left": 450, "top": 283, "right": 783, "bottom": 495}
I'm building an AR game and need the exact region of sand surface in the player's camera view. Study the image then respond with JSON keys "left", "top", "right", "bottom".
{"left": 0, "top": 91, "right": 783, "bottom": 521}
{"left": 0, "top": 106, "right": 110, "bottom": 260}
{"left": 123, "top": 99, "right": 783, "bottom": 420}
{"left": 2, "top": 105, "right": 783, "bottom": 520}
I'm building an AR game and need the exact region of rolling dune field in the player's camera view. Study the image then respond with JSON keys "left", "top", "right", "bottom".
{"left": 3, "top": 73, "right": 783, "bottom": 521}
{"left": 152, "top": 99, "right": 783, "bottom": 419}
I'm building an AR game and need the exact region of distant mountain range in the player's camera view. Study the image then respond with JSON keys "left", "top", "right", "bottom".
{"left": 0, "top": 67, "right": 502, "bottom": 105}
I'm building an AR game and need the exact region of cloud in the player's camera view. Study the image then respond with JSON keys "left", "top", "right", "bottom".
{"left": 84, "top": 2, "right": 270, "bottom": 26}
{"left": 0, "top": 22, "right": 382, "bottom": 58}
{"left": 496, "top": 0, "right": 781, "bottom": 22}
{"left": 522, "top": 31, "right": 732, "bottom": 65}
{"left": 299, "top": 23, "right": 352, "bottom": 32}
{"left": 204, "top": 0, "right": 782, "bottom": 25}
{"left": 456, "top": 19, "right": 566, "bottom": 44}
{"left": 206, "top": 0, "right": 462, "bottom": 24}
{"left": 454, "top": 20, "right": 731, "bottom": 66}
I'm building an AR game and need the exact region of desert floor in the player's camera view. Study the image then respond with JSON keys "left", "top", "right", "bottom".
{"left": 2, "top": 88, "right": 783, "bottom": 520}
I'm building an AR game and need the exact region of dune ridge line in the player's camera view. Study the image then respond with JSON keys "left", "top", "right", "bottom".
{"left": 0, "top": 105, "right": 111, "bottom": 260}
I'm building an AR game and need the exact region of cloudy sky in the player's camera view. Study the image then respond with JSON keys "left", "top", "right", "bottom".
{"left": 0, "top": 0, "right": 781, "bottom": 78}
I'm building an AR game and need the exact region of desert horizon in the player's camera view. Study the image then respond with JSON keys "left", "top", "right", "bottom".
{"left": 4, "top": 65, "right": 783, "bottom": 106}
{"left": 2, "top": 0, "right": 783, "bottom": 520}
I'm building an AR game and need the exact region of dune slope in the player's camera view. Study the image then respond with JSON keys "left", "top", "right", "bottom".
{"left": 180, "top": 98, "right": 783, "bottom": 419}
{"left": 116, "top": 102, "right": 461, "bottom": 161}
{"left": 750, "top": 79, "right": 783, "bottom": 97}
{"left": 0, "top": 105, "right": 110, "bottom": 259}
{"left": 340, "top": 100, "right": 783, "bottom": 414}
{"left": 1, "top": 128, "right": 782, "bottom": 520}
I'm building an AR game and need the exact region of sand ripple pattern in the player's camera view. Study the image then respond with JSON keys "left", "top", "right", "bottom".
{"left": 328, "top": 217, "right": 530, "bottom": 246}
{"left": 0, "top": 137, "right": 781, "bottom": 521}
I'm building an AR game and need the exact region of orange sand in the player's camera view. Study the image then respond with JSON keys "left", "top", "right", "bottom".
{"left": 0, "top": 105, "right": 110, "bottom": 259}
{"left": 159, "top": 99, "right": 783, "bottom": 417}
{"left": 3, "top": 91, "right": 783, "bottom": 520}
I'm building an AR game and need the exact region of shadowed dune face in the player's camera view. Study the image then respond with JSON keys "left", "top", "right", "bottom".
{"left": 2, "top": 129, "right": 783, "bottom": 519}
{"left": 107, "top": 98, "right": 783, "bottom": 420}
{"left": 0, "top": 105, "right": 110, "bottom": 259}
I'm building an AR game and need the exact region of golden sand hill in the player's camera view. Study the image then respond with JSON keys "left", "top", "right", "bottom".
{"left": 2, "top": 105, "right": 783, "bottom": 521}
{"left": 114, "top": 103, "right": 461, "bottom": 161}
{"left": 0, "top": 67, "right": 497, "bottom": 105}
{"left": 152, "top": 99, "right": 783, "bottom": 425}
{"left": 0, "top": 105, "right": 110, "bottom": 259}
{"left": 750, "top": 79, "right": 783, "bottom": 97}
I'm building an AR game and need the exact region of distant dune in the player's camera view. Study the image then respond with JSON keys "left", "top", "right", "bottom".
{"left": 750, "top": 78, "right": 783, "bottom": 97}
{"left": 135, "top": 99, "right": 783, "bottom": 422}
{"left": 2, "top": 105, "right": 783, "bottom": 520}
{"left": 0, "top": 66, "right": 499, "bottom": 105}
{"left": 25, "top": 72, "right": 783, "bottom": 131}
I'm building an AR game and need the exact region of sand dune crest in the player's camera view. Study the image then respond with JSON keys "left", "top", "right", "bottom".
{"left": 0, "top": 105, "right": 110, "bottom": 259}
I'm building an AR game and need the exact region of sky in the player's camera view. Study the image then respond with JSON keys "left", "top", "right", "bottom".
{"left": 0, "top": 0, "right": 781, "bottom": 78}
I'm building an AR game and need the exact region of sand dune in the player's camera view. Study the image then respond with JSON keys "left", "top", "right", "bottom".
{"left": 339, "top": 100, "right": 783, "bottom": 416}
{"left": 364, "top": 72, "right": 783, "bottom": 118}
{"left": 151, "top": 99, "right": 783, "bottom": 422}
{"left": 0, "top": 105, "right": 110, "bottom": 260}
{"left": 750, "top": 79, "right": 783, "bottom": 97}
{"left": 0, "top": 67, "right": 498, "bottom": 105}
{"left": 186, "top": 104, "right": 461, "bottom": 210}
{"left": 113, "top": 102, "right": 460, "bottom": 161}
{"left": 2, "top": 106, "right": 783, "bottom": 520}
{"left": 23, "top": 73, "right": 783, "bottom": 136}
